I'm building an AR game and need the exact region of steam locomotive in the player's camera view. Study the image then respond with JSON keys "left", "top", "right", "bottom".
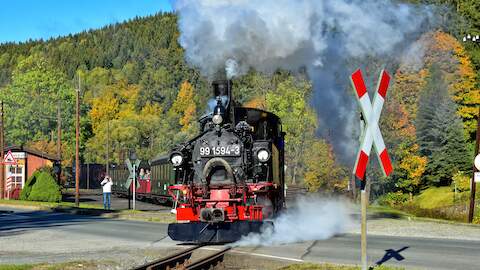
{"left": 167, "top": 80, "right": 285, "bottom": 243}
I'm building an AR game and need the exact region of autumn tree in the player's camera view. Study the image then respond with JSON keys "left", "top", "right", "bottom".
{"left": 422, "top": 31, "right": 479, "bottom": 142}
{"left": 381, "top": 93, "right": 426, "bottom": 196}
{"left": 168, "top": 81, "right": 199, "bottom": 137}
{"left": 303, "top": 139, "right": 347, "bottom": 192}
{"left": 265, "top": 76, "right": 317, "bottom": 184}
{"left": 0, "top": 53, "right": 75, "bottom": 163}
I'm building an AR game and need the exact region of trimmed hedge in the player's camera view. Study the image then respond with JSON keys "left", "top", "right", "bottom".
{"left": 19, "top": 168, "right": 61, "bottom": 202}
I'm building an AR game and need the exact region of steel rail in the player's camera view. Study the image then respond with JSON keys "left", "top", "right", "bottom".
{"left": 131, "top": 245, "right": 203, "bottom": 270}
{"left": 186, "top": 247, "right": 231, "bottom": 270}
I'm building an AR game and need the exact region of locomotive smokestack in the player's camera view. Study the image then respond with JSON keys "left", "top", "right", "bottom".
{"left": 212, "top": 80, "right": 233, "bottom": 114}
{"left": 212, "top": 80, "right": 232, "bottom": 98}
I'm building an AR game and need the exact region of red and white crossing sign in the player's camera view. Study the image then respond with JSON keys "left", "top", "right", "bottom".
{"left": 351, "top": 69, "right": 393, "bottom": 180}
{"left": 2, "top": 150, "right": 17, "bottom": 165}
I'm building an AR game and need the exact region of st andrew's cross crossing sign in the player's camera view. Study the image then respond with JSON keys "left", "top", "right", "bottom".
{"left": 125, "top": 158, "right": 141, "bottom": 188}
{"left": 351, "top": 69, "right": 393, "bottom": 180}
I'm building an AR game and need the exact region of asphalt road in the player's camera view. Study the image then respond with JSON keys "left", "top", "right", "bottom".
{"left": 62, "top": 190, "right": 172, "bottom": 211}
{"left": 1, "top": 206, "right": 480, "bottom": 269}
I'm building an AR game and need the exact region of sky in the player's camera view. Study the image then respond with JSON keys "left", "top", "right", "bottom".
{"left": 0, "top": 0, "right": 173, "bottom": 43}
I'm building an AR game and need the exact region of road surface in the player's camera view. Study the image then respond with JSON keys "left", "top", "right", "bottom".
{"left": 62, "top": 190, "right": 171, "bottom": 211}
{"left": 1, "top": 206, "right": 479, "bottom": 269}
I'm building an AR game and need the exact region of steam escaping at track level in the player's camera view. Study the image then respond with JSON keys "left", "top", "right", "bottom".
{"left": 234, "top": 196, "right": 353, "bottom": 246}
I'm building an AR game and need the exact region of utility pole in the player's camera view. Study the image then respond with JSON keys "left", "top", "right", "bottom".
{"left": 57, "top": 101, "right": 62, "bottom": 184}
{"left": 106, "top": 120, "right": 109, "bottom": 176}
{"left": 0, "top": 102, "right": 4, "bottom": 199}
{"left": 75, "top": 76, "right": 81, "bottom": 207}
{"left": 468, "top": 106, "right": 480, "bottom": 223}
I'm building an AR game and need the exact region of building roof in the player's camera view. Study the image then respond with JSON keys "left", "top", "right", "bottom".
{"left": 4, "top": 145, "right": 60, "bottom": 161}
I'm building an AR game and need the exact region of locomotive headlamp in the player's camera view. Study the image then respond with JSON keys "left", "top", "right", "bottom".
{"left": 170, "top": 153, "right": 184, "bottom": 166}
{"left": 212, "top": 97, "right": 226, "bottom": 125}
{"left": 257, "top": 149, "right": 270, "bottom": 162}
{"left": 212, "top": 114, "right": 223, "bottom": 125}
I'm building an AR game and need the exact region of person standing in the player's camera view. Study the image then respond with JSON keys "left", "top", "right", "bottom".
{"left": 101, "top": 175, "right": 113, "bottom": 210}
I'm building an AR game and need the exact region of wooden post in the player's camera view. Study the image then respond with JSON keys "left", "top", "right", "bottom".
{"left": 57, "top": 102, "right": 62, "bottom": 184}
{"left": 468, "top": 106, "right": 480, "bottom": 223}
{"left": 75, "top": 77, "right": 81, "bottom": 207}
{"left": 106, "top": 120, "right": 109, "bottom": 176}
{"left": 86, "top": 163, "right": 90, "bottom": 190}
{"left": 361, "top": 178, "right": 367, "bottom": 270}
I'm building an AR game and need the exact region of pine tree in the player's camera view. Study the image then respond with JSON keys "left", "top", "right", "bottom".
{"left": 416, "top": 65, "right": 470, "bottom": 186}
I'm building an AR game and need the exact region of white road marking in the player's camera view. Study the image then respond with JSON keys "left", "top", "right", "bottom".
{"left": 202, "top": 246, "right": 304, "bottom": 262}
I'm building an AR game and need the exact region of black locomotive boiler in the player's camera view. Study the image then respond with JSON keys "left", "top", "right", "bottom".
{"left": 167, "top": 80, "right": 286, "bottom": 243}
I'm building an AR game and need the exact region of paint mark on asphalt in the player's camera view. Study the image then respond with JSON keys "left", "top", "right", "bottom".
{"left": 202, "top": 247, "right": 304, "bottom": 262}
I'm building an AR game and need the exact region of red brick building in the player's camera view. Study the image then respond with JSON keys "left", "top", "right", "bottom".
{"left": 3, "top": 146, "right": 59, "bottom": 199}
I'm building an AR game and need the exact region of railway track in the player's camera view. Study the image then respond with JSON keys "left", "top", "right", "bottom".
{"left": 132, "top": 245, "right": 231, "bottom": 270}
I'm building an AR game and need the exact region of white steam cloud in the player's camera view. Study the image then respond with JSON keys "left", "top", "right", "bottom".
{"left": 175, "top": 0, "right": 435, "bottom": 163}
{"left": 234, "top": 196, "right": 353, "bottom": 246}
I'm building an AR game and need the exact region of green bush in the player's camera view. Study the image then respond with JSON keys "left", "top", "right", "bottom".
{"left": 451, "top": 171, "right": 470, "bottom": 192}
{"left": 19, "top": 168, "right": 61, "bottom": 202}
{"left": 19, "top": 171, "right": 38, "bottom": 201}
{"left": 376, "top": 192, "right": 409, "bottom": 208}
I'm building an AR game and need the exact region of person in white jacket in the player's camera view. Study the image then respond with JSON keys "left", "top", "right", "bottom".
{"left": 101, "top": 175, "right": 113, "bottom": 210}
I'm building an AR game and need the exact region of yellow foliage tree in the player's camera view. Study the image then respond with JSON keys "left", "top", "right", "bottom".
{"left": 170, "top": 81, "right": 198, "bottom": 133}
{"left": 26, "top": 140, "right": 58, "bottom": 157}
{"left": 303, "top": 139, "right": 347, "bottom": 192}
{"left": 243, "top": 96, "right": 266, "bottom": 109}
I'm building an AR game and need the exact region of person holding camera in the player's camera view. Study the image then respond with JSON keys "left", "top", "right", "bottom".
{"left": 101, "top": 175, "right": 113, "bottom": 210}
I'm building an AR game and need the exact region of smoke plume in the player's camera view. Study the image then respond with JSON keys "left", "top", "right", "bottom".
{"left": 234, "top": 196, "right": 353, "bottom": 246}
{"left": 175, "top": 0, "right": 435, "bottom": 163}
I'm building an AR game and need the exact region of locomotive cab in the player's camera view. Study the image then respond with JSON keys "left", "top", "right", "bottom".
{"left": 167, "top": 80, "right": 285, "bottom": 243}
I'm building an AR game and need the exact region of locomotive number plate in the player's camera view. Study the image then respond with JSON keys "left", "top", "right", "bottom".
{"left": 199, "top": 144, "right": 241, "bottom": 156}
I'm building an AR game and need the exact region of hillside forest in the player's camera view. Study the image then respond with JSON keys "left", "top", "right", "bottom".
{"left": 0, "top": 1, "right": 479, "bottom": 209}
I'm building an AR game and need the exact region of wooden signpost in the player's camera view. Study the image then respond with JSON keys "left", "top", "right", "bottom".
{"left": 350, "top": 69, "right": 394, "bottom": 270}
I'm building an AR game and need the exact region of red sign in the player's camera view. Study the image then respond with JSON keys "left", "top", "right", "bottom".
{"left": 2, "top": 150, "right": 17, "bottom": 165}
{"left": 351, "top": 69, "right": 393, "bottom": 180}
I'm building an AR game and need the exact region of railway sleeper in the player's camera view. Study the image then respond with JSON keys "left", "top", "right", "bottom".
{"left": 184, "top": 247, "right": 231, "bottom": 270}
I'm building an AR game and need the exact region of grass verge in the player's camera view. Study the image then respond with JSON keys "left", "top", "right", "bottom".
{"left": 0, "top": 199, "right": 101, "bottom": 210}
{"left": 376, "top": 186, "right": 480, "bottom": 224}
{"left": 0, "top": 261, "right": 101, "bottom": 270}
{"left": 368, "top": 205, "right": 412, "bottom": 219}
{"left": 278, "top": 263, "right": 403, "bottom": 270}
{"left": 413, "top": 187, "right": 456, "bottom": 209}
